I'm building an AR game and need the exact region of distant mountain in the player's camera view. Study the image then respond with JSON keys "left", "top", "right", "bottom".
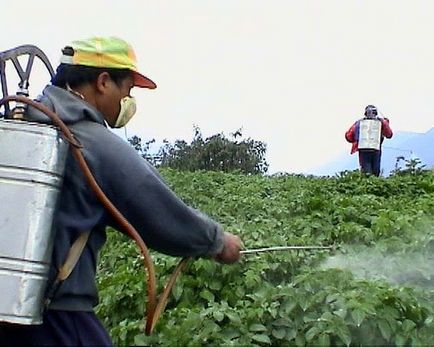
{"left": 312, "top": 128, "right": 434, "bottom": 176}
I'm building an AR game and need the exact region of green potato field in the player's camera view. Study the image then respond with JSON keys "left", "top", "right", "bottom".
{"left": 96, "top": 169, "right": 434, "bottom": 346}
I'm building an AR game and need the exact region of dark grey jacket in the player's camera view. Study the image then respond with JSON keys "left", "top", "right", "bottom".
{"left": 27, "top": 85, "right": 224, "bottom": 311}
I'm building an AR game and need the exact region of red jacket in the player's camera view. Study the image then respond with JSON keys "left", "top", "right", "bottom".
{"left": 345, "top": 117, "right": 393, "bottom": 154}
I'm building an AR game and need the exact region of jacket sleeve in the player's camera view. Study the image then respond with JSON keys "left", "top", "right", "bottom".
{"left": 345, "top": 122, "right": 357, "bottom": 143}
{"left": 85, "top": 127, "right": 224, "bottom": 258}
{"left": 381, "top": 118, "right": 393, "bottom": 138}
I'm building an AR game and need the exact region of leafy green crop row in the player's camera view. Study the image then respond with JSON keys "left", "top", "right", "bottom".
{"left": 96, "top": 170, "right": 434, "bottom": 346}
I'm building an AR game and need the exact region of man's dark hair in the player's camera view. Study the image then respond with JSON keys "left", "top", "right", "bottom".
{"left": 51, "top": 64, "right": 131, "bottom": 89}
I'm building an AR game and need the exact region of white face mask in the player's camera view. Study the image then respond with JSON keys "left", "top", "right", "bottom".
{"left": 113, "top": 96, "right": 137, "bottom": 128}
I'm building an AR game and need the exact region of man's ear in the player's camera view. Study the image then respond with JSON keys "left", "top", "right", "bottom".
{"left": 95, "top": 72, "right": 112, "bottom": 94}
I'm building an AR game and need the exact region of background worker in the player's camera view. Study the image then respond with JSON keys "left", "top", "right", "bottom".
{"left": 0, "top": 36, "right": 242, "bottom": 346}
{"left": 345, "top": 104, "right": 393, "bottom": 176}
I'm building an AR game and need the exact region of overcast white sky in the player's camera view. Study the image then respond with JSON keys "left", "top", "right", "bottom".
{"left": 1, "top": 1, "right": 433, "bottom": 173}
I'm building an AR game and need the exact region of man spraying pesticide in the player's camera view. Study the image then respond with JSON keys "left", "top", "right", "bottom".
{"left": 345, "top": 105, "right": 393, "bottom": 176}
{"left": 0, "top": 37, "right": 332, "bottom": 346}
{"left": 0, "top": 37, "right": 242, "bottom": 346}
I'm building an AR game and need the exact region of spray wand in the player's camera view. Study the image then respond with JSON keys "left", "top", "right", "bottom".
{"left": 241, "top": 245, "right": 334, "bottom": 255}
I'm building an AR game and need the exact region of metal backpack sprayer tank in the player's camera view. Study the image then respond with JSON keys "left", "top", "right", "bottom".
{"left": 0, "top": 46, "right": 69, "bottom": 324}
{"left": 358, "top": 106, "right": 382, "bottom": 151}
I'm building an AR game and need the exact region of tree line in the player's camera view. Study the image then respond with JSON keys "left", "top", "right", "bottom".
{"left": 128, "top": 126, "right": 269, "bottom": 175}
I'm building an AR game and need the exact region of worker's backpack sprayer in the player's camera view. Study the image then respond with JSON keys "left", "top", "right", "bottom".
{"left": 0, "top": 46, "right": 69, "bottom": 325}
{"left": 0, "top": 44, "right": 188, "bottom": 334}
{"left": 358, "top": 118, "right": 382, "bottom": 150}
